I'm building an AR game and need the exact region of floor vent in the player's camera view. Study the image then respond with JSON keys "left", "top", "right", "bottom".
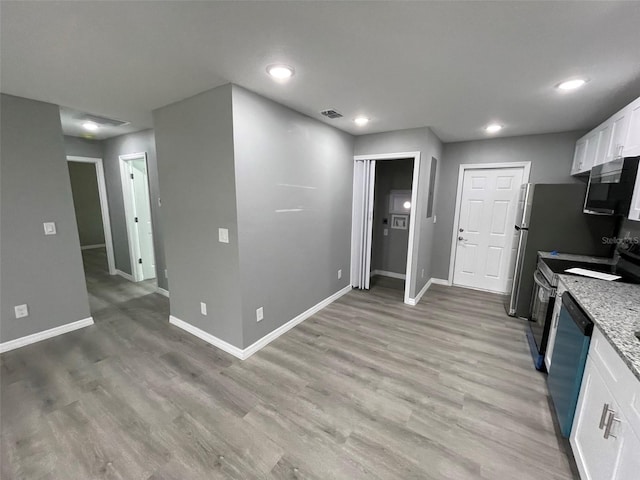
{"left": 320, "top": 109, "right": 343, "bottom": 119}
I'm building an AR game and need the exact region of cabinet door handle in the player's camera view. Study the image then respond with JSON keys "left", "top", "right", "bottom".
{"left": 603, "top": 411, "right": 620, "bottom": 439}
{"left": 599, "top": 403, "right": 611, "bottom": 429}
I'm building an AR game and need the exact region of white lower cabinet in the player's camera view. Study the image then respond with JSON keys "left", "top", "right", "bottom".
{"left": 570, "top": 329, "right": 640, "bottom": 480}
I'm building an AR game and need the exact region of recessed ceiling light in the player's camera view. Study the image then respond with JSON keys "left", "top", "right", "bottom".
{"left": 403, "top": 201, "right": 411, "bottom": 209}
{"left": 485, "top": 123, "right": 503, "bottom": 134}
{"left": 82, "top": 121, "right": 99, "bottom": 132}
{"left": 266, "top": 64, "right": 295, "bottom": 80}
{"left": 557, "top": 78, "right": 588, "bottom": 91}
{"left": 354, "top": 116, "right": 369, "bottom": 126}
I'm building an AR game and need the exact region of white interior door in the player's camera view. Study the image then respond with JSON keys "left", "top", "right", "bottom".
{"left": 121, "top": 154, "right": 156, "bottom": 281}
{"left": 351, "top": 160, "right": 376, "bottom": 289}
{"left": 453, "top": 167, "right": 524, "bottom": 293}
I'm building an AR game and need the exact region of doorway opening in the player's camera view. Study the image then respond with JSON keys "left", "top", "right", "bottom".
{"left": 448, "top": 162, "right": 531, "bottom": 294}
{"left": 67, "top": 156, "right": 116, "bottom": 275}
{"left": 119, "top": 152, "right": 157, "bottom": 282}
{"left": 351, "top": 151, "right": 420, "bottom": 304}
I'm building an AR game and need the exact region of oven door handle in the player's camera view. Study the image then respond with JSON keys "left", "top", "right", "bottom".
{"left": 533, "top": 270, "right": 555, "bottom": 294}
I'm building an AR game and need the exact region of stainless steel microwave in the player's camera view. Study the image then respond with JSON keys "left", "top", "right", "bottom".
{"left": 584, "top": 156, "right": 639, "bottom": 215}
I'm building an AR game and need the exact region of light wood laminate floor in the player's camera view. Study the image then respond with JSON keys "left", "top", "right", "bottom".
{"left": 1, "top": 250, "right": 577, "bottom": 479}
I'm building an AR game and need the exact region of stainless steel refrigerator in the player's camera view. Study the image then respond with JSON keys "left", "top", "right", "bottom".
{"left": 505, "top": 183, "right": 616, "bottom": 318}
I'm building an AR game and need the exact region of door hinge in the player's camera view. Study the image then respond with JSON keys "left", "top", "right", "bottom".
{"left": 130, "top": 173, "right": 134, "bottom": 179}
{"left": 138, "top": 258, "right": 143, "bottom": 264}
{"left": 134, "top": 217, "right": 138, "bottom": 223}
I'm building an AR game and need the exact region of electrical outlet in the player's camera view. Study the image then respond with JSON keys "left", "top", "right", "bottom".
{"left": 43, "top": 222, "right": 56, "bottom": 235}
{"left": 256, "top": 307, "right": 264, "bottom": 322}
{"left": 14, "top": 304, "right": 29, "bottom": 319}
{"left": 200, "top": 302, "right": 207, "bottom": 315}
{"left": 421, "top": 269, "right": 425, "bottom": 279}
{"left": 433, "top": 215, "right": 437, "bottom": 224}
{"left": 164, "top": 269, "right": 168, "bottom": 279}
{"left": 218, "top": 228, "right": 229, "bottom": 243}
{"left": 383, "top": 228, "right": 388, "bottom": 236}
{"left": 338, "top": 269, "right": 342, "bottom": 279}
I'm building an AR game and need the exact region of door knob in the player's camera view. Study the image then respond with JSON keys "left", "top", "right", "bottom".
{"left": 459, "top": 228, "right": 464, "bottom": 232}
{"left": 458, "top": 236, "right": 465, "bottom": 241}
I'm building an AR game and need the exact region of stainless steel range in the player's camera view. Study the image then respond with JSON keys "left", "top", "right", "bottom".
{"left": 527, "top": 242, "right": 640, "bottom": 371}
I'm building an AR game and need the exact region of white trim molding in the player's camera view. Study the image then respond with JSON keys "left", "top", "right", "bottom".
{"left": 115, "top": 269, "right": 135, "bottom": 282}
{"left": 0, "top": 317, "right": 94, "bottom": 353}
{"left": 447, "top": 161, "right": 531, "bottom": 287}
{"left": 169, "top": 285, "right": 352, "bottom": 360}
{"left": 431, "top": 278, "right": 451, "bottom": 286}
{"left": 156, "top": 287, "right": 170, "bottom": 298}
{"left": 81, "top": 243, "right": 106, "bottom": 250}
{"left": 371, "top": 270, "right": 406, "bottom": 280}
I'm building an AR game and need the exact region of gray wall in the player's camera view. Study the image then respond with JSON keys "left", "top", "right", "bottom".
{"left": 102, "top": 130, "right": 167, "bottom": 290}
{"left": 154, "top": 84, "right": 243, "bottom": 346}
{"left": 1, "top": 94, "right": 90, "bottom": 343}
{"left": 68, "top": 162, "right": 105, "bottom": 246}
{"left": 371, "top": 159, "right": 413, "bottom": 275}
{"left": 432, "top": 131, "right": 584, "bottom": 280}
{"left": 231, "top": 85, "right": 354, "bottom": 348}
{"left": 64, "top": 136, "right": 104, "bottom": 159}
{"left": 64, "top": 132, "right": 167, "bottom": 290}
{"left": 354, "top": 127, "right": 443, "bottom": 300}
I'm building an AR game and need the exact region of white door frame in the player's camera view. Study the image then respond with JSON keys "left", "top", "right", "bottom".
{"left": 447, "top": 161, "right": 531, "bottom": 289}
{"left": 119, "top": 152, "right": 154, "bottom": 282}
{"left": 66, "top": 155, "right": 116, "bottom": 275}
{"left": 351, "top": 151, "right": 421, "bottom": 305}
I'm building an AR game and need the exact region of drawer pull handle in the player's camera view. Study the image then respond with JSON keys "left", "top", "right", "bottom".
{"left": 603, "top": 411, "right": 620, "bottom": 440}
{"left": 599, "top": 403, "right": 610, "bottom": 429}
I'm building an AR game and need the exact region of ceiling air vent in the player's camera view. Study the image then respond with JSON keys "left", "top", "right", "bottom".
{"left": 76, "top": 113, "right": 130, "bottom": 127}
{"left": 320, "top": 109, "right": 343, "bottom": 119}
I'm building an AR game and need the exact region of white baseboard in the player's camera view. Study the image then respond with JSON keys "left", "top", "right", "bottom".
{"left": 156, "top": 287, "right": 170, "bottom": 298}
{"left": 169, "top": 315, "right": 245, "bottom": 358}
{"left": 115, "top": 269, "right": 135, "bottom": 282}
{"left": 242, "top": 284, "right": 352, "bottom": 359}
{"left": 371, "top": 270, "right": 406, "bottom": 280}
{"left": 169, "top": 284, "right": 353, "bottom": 360}
{"left": 431, "top": 278, "right": 451, "bottom": 286}
{"left": 0, "top": 317, "right": 94, "bottom": 354}
{"left": 406, "top": 278, "right": 433, "bottom": 306}
{"left": 81, "top": 243, "right": 106, "bottom": 250}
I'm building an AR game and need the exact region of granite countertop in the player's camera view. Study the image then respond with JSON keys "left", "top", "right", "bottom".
{"left": 558, "top": 274, "right": 640, "bottom": 381}
{"left": 539, "top": 251, "right": 616, "bottom": 265}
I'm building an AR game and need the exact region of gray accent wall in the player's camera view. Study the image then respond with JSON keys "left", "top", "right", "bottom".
{"left": 431, "top": 131, "right": 584, "bottom": 280}
{"left": 154, "top": 84, "right": 243, "bottom": 347}
{"left": 231, "top": 85, "right": 354, "bottom": 348}
{"left": 64, "top": 136, "right": 104, "bottom": 159}
{"left": 1, "top": 94, "right": 90, "bottom": 342}
{"left": 354, "top": 127, "right": 443, "bottom": 300}
{"left": 68, "top": 162, "right": 106, "bottom": 246}
{"left": 371, "top": 159, "right": 413, "bottom": 275}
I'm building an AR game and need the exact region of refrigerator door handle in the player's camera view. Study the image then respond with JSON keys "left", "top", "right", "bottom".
{"left": 508, "top": 229, "right": 528, "bottom": 316}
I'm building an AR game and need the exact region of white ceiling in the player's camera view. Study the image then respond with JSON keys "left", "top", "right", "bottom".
{"left": 2, "top": 1, "right": 640, "bottom": 142}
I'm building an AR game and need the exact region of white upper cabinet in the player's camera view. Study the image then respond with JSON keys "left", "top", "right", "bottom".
{"left": 572, "top": 96, "right": 640, "bottom": 175}
{"left": 622, "top": 97, "right": 640, "bottom": 157}
{"left": 571, "top": 138, "right": 589, "bottom": 175}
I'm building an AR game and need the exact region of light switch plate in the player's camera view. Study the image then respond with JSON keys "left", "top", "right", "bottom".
{"left": 218, "top": 228, "right": 229, "bottom": 243}
{"left": 256, "top": 307, "right": 264, "bottom": 322}
{"left": 338, "top": 269, "right": 342, "bottom": 279}
{"left": 200, "top": 302, "right": 207, "bottom": 315}
{"left": 14, "top": 304, "right": 29, "bottom": 318}
{"left": 383, "top": 228, "right": 388, "bottom": 236}
{"left": 43, "top": 222, "right": 56, "bottom": 235}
